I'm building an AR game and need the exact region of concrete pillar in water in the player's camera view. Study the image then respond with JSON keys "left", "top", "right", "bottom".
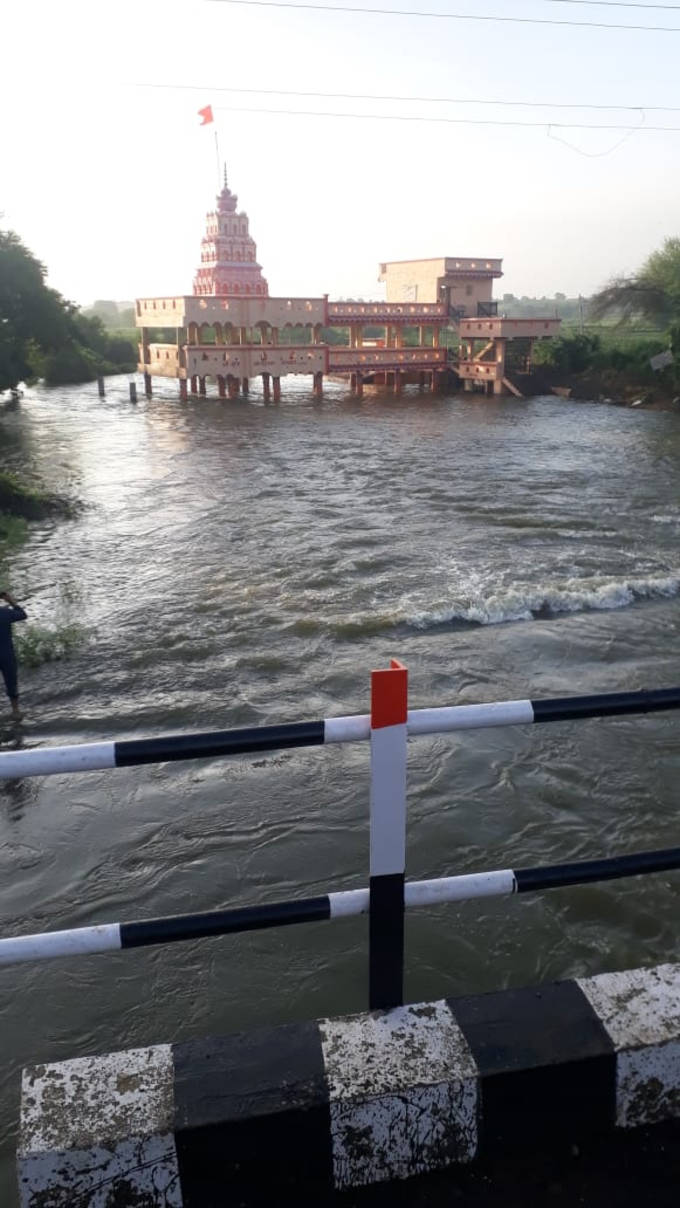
{"left": 242, "top": 378, "right": 249, "bottom": 395}
{"left": 199, "top": 378, "right": 206, "bottom": 397}
{"left": 262, "top": 373, "right": 271, "bottom": 402}
{"left": 179, "top": 379, "right": 188, "bottom": 402}
{"left": 217, "top": 375, "right": 226, "bottom": 399}
{"left": 143, "top": 373, "right": 152, "bottom": 398}
{"left": 350, "top": 373, "right": 357, "bottom": 395}
{"left": 228, "top": 376, "right": 239, "bottom": 399}
{"left": 495, "top": 335, "right": 504, "bottom": 396}
{"left": 129, "top": 381, "right": 137, "bottom": 403}
{"left": 394, "top": 369, "right": 402, "bottom": 394}
{"left": 356, "top": 372, "right": 364, "bottom": 399}
{"left": 313, "top": 372, "right": 324, "bottom": 399}
{"left": 190, "top": 375, "right": 198, "bottom": 395}
{"left": 431, "top": 370, "right": 438, "bottom": 393}
{"left": 97, "top": 375, "right": 105, "bottom": 398}
{"left": 273, "top": 376, "right": 281, "bottom": 403}
{"left": 419, "top": 372, "right": 426, "bottom": 391}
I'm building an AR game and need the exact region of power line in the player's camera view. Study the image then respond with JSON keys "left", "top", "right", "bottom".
{"left": 545, "top": 0, "right": 680, "bottom": 8}
{"left": 207, "top": 0, "right": 680, "bottom": 32}
{"left": 134, "top": 80, "right": 680, "bottom": 112}
{"left": 212, "top": 102, "right": 680, "bottom": 129}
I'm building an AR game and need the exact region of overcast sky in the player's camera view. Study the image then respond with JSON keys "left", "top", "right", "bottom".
{"left": 2, "top": 0, "right": 678, "bottom": 305}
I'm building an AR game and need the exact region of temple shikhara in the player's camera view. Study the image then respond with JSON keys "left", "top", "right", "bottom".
{"left": 193, "top": 168, "right": 268, "bottom": 298}
{"left": 136, "top": 167, "right": 560, "bottom": 401}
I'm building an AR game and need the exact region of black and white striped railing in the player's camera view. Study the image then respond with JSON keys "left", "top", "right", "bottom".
{"left": 3, "top": 669, "right": 680, "bottom": 1009}
{"left": 2, "top": 845, "right": 680, "bottom": 967}
{"left": 2, "top": 686, "right": 680, "bottom": 780}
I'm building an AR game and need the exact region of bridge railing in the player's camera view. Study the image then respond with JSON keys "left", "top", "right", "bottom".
{"left": 2, "top": 668, "right": 680, "bottom": 1009}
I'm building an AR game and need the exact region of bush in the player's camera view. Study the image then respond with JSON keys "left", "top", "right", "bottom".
{"left": 534, "top": 333, "right": 602, "bottom": 374}
{"left": 40, "top": 343, "right": 103, "bottom": 386}
{"left": 14, "top": 623, "right": 86, "bottom": 668}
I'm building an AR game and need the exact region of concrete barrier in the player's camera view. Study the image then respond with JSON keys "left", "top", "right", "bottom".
{"left": 17, "top": 960, "right": 680, "bottom": 1205}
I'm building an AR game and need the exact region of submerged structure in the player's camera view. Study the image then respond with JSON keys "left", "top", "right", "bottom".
{"left": 136, "top": 169, "right": 560, "bottom": 400}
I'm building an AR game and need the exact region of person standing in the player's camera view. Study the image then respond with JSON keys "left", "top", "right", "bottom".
{"left": 0, "top": 590, "right": 27, "bottom": 720}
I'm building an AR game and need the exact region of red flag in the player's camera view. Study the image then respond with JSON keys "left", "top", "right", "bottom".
{"left": 198, "top": 105, "right": 214, "bottom": 126}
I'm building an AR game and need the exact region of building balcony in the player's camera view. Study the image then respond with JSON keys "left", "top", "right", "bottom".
{"left": 140, "top": 344, "right": 180, "bottom": 377}
{"left": 328, "top": 347, "right": 447, "bottom": 373}
{"left": 185, "top": 344, "right": 328, "bottom": 378}
{"left": 444, "top": 257, "right": 503, "bottom": 278}
{"left": 327, "top": 301, "right": 447, "bottom": 323}
{"left": 458, "top": 317, "right": 561, "bottom": 340}
{"left": 456, "top": 360, "right": 503, "bottom": 382}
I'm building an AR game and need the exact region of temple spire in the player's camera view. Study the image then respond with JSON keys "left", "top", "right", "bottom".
{"left": 193, "top": 170, "right": 269, "bottom": 298}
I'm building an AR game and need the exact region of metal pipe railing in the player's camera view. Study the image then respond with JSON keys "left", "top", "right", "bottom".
{"left": 1, "top": 686, "right": 679, "bottom": 780}
{"left": 2, "top": 666, "right": 680, "bottom": 1009}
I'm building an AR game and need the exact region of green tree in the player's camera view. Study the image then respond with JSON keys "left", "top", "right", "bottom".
{"left": 590, "top": 238, "right": 680, "bottom": 325}
{"left": 0, "top": 230, "right": 71, "bottom": 390}
{"left": 0, "top": 227, "right": 137, "bottom": 389}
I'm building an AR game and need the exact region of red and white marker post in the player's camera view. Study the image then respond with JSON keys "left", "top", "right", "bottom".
{"left": 368, "top": 658, "right": 408, "bottom": 1010}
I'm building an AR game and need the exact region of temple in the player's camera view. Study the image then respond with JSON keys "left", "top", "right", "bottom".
{"left": 137, "top": 168, "right": 560, "bottom": 401}
{"left": 193, "top": 168, "right": 268, "bottom": 298}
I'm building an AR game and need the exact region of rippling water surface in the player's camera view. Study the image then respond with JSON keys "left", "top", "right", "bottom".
{"left": 2, "top": 378, "right": 680, "bottom": 1197}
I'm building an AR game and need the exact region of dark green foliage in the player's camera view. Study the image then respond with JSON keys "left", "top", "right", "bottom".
{"left": 590, "top": 238, "right": 680, "bottom": 325}
{"left": 534, "top": 333, "right": 602, "bottom": 374}
{"left": 534, "top": 330, "right": 676, "bottom": 387}
{"left": 0, "top": 228, "right": 136, "bottom": 390}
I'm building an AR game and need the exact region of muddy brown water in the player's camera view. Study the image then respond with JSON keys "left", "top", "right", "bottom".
{"left": 2, "top": 378, "right": 680, "bottom": 1200}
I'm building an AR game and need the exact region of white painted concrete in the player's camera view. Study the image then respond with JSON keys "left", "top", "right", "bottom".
{"left": 320, "top": 1000, "right": 478, "bottom": 1188}
{"left": 19, "top": 1045, "right": 179, "bottom": 1206}
{"left": 20, "top": 1045, "right": 174, "bottom": 1155}
{"left": 578, "top": 963, "right": 680, "bottom": 1128}
{"left": 19, "top": 1134, "right": 181, "bottom": 1208}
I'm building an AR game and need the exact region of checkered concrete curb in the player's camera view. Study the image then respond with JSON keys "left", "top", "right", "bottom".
{"left": 17, "top": 962, "right": 680, "bottom": 1205}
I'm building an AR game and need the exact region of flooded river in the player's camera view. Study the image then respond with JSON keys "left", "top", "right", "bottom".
{"left": 2, "top": 377, "right": 680, "bottom": 1198}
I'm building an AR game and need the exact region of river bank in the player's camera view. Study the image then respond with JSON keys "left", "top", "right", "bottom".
{"left": 507, "top": 368, "right": 680, "bottom": 410}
